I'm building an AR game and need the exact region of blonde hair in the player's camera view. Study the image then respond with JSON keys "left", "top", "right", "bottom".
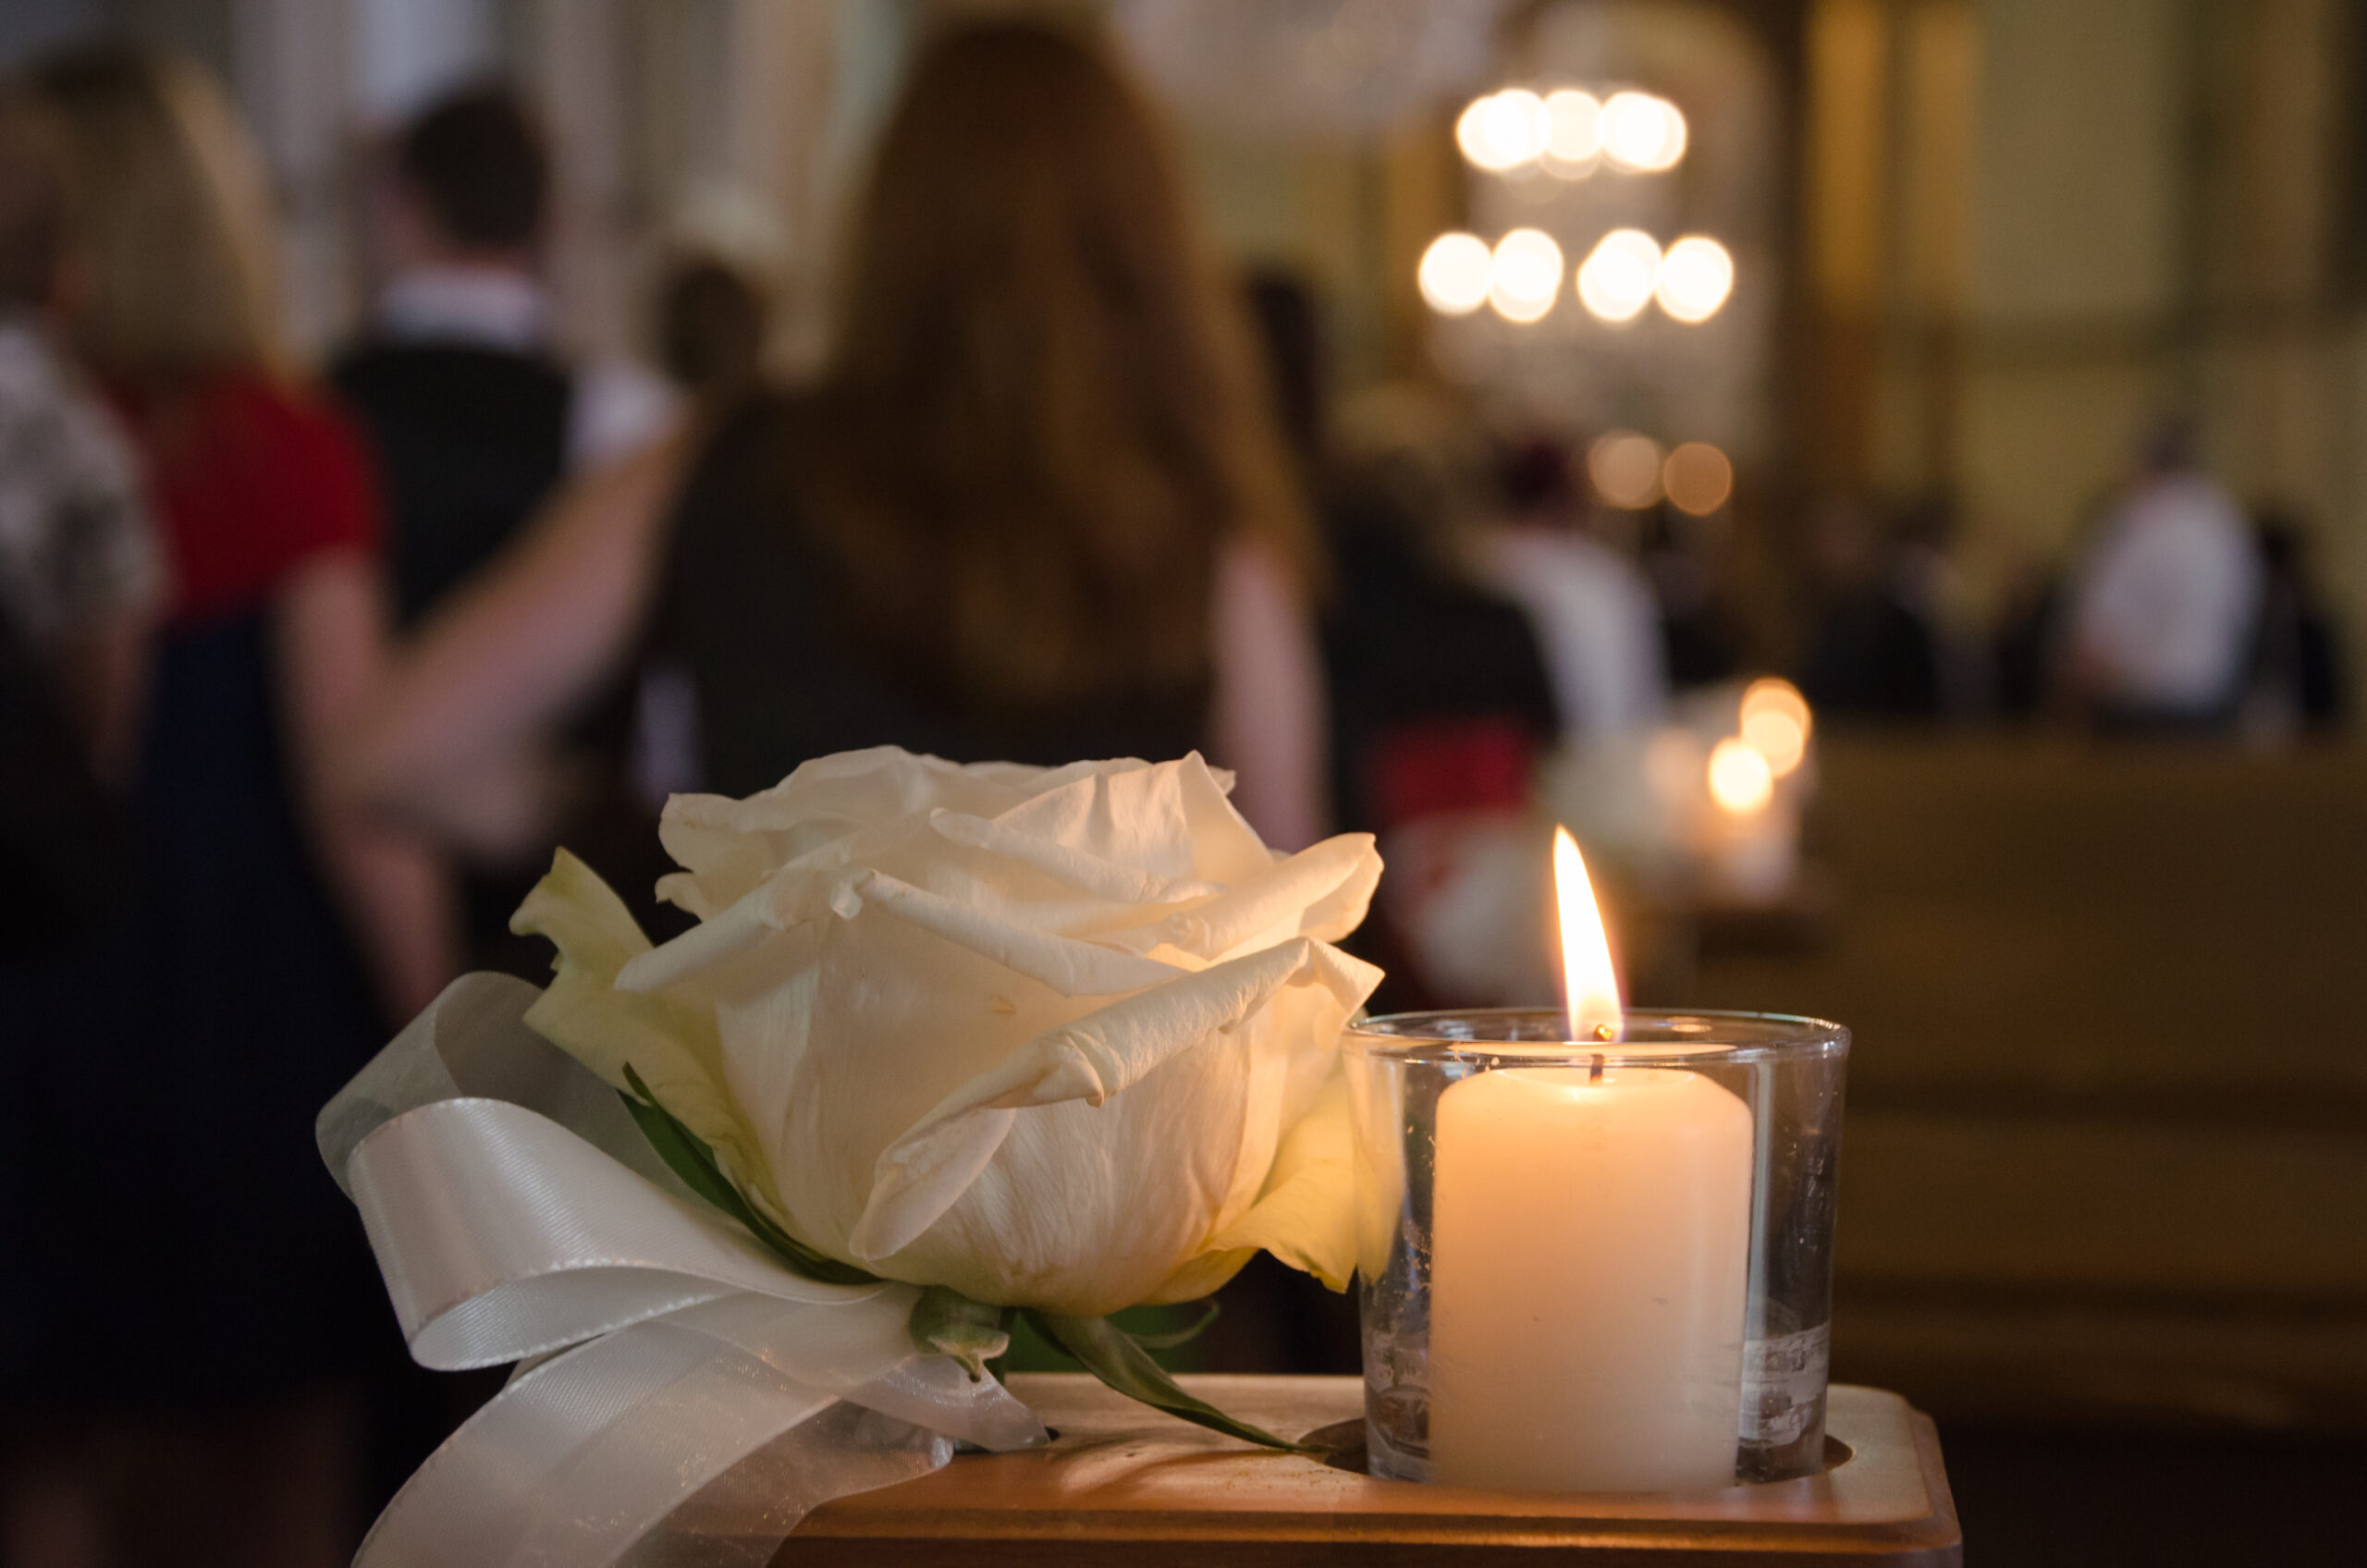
{"left": 33, "top": 45, "right": 287, "bottom": 383}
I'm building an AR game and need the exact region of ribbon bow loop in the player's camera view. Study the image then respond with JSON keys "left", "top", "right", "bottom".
{"left": 320, "top": 974, "right": 1046, "bottom": 1568}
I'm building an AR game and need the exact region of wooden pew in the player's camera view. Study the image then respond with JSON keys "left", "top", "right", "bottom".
{"left": 1683, "top": 736, "right": 2367, "bottom": 1431}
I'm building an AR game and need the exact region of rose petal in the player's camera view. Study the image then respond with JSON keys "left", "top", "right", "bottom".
{"left": 1100, "top": 834, "right": 1380, "bottom": 962}
{"left": 847, "top": 937, "right": 1350, "bottom": 1268}
{"left": 832, "top": 873, "right": 1184, "bottom": 998}
{"left": 925, "top": 808, "right": 1222, "bottom": 911}
{"left": 509, "top": 851, "right": 792, "bottom": 1229}
{"left": 1191, "top": 1068, "right": 1358, "bottom": 1292}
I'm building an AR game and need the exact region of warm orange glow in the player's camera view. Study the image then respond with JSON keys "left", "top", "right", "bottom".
{"left": 1739, "top": 678, "right": 1812, "bottom": 777}
{"left": 1662, "top": 442, "right": 1734, "bottom": 516}
{"left": 1587, "top": 430, "right": 1665, "bottom": 508}
{"left": 1552, "top": 827, "right": 1623, "bottom": 1039}
{"left": 1707, "top": 738, "right": 1775, "bottom": 816}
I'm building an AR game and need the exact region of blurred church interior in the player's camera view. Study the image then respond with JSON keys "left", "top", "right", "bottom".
{"left": 3, "top": 2, "right": 2362, "bottom": 1563}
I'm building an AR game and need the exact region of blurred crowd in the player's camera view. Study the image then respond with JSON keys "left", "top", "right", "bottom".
{"left": 0, "top": 17, "right": 2349, "bottom": 1566}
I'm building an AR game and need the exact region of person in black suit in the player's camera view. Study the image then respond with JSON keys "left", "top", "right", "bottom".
{"left": 333, "top": 83, "right": 673, "bottom": 631}
{"left": 333, "top": 85, "right": 678, "bottom": 985}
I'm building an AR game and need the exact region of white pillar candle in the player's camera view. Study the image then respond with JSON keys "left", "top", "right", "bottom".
{"left": 1428, "top": 1062, "right": 1754, "bottom": 1491}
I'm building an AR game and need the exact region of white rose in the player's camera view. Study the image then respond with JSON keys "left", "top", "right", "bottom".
{"left": 513, "top": 748, "right": 1383, "bottom": 1317}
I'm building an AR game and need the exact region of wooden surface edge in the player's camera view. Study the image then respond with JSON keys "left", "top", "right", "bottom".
{"left": 784, "top": 1377, "right": 1966, "bottom": 1564}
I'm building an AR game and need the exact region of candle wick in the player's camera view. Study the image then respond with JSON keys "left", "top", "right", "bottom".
{"left": 1592, "top": 1023, "right": 1614, "bottom": 1043}
{"left": 1589, "top": 1052, "right": 1605, "bottom": 1084}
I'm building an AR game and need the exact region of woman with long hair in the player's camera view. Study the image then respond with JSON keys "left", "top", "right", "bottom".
{"left": 1, "top": 47, "right": 450, "bottom": 1566}
{"left": 350, "top": 19, "right": 1329, "bottom": 863}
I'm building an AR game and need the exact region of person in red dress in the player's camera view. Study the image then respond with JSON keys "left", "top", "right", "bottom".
{"left": 1, "top": 47, "right": 453, "bottom": 1568}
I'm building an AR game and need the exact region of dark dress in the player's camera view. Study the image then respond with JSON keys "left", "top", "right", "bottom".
{"left": 1316, "top": 485, "right": 1557, "bottom": 1018}
{"left": 0, "top": 377, "right": 386, "bottom": 1415}
{"left": 649, "top": 394, "right": 1209, "bottom": 797}
{"left": 1318, "top": 490, "right": 1559, "bottom": 838}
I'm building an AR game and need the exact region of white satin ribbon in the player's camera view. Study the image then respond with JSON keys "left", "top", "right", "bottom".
{"left": 317, "top": 974, "right": 1048, "bottom": 1568}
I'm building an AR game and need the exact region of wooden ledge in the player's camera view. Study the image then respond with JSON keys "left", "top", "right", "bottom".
{"left": 786, "top": 1375, "right": 1963, "bottom": 1564}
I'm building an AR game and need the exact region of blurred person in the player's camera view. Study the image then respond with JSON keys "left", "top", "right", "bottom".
{"left": 349, "top": 20, "right": 1331, "bottom": 882}
{"left": 1886, "top": 496, "right": 1991, "bottom": 717}
{"left": 1477, "top": 436, "right": 1667, "bottom": 739}
{"left": 1642, "top": 500, "right": 1746, "bottom": 689}
{"left": 1233, "top": 283, "right": 1558, "bottom": 1014}
{"left": 652, "top": 249, "right": 769, "bottom": 410}
{"left": 1991, "top": 559, "right": 2067, "bottom": 719}
{"left": 1317, "top": 386, "right": 1558, "bottom": 1011}
{"left": 2239, "top": 508, "right": 2346, "bottom": 737}
{"left": 336, "top": 84, "right": 674, "bottom": 628}
{"left": 0, "top": 83, "right": 162, "bottom": 949}
{"left": 0, "top": 99, "right": 162, "bottom": 1547}
{"left": 2064, "top": 420, "right": 2262, "bottom": 731}
{"left": 1240, "top": 266, "right": 1324, "bottom": 476}
{"left": 1993, "top": 484, "right": 2122, "bottom": 721}
{"left": 1320, "top": 389, "right": 1559, "bottom": 836}
{"left": 1231, "top": 282, "right": 1557, "bottom": 848}
{"left": 1799, "top": 494, "right": 1987, "bottom": 721}
{"left": 332, "top": 83, "right": 675, "bottom": 979}
{"left": 2, "top": 48, "right": 454, "bottom": 1568}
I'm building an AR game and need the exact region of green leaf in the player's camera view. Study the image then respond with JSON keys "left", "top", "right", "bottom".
{"left": 1123, "top": 1301, "right": 1220, "bottom": 1353}
{"left": 1022, "top": 1309, "right": 1315, "bottom": 1452}
{"left": 619, "top": 1063, "right": 878, "bottom": 1287}
{"left": 910, "top": 1287, "right": 1012, "bottom": 1381}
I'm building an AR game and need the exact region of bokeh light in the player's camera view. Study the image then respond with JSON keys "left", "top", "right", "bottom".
{"left": 1456, "top": 89, "right": 1550, "bottom": 173}
{"left": 1655, "top": 236, "right": 1735, "bottom": 323}
{"left": 1488, "top": 228, "right": 1564, "bottom": 323}
{"left": 1418, "top": 231, "right": 1494, "bottom": 315}
{"left": 1600, "top": 92, "right": 1687, "bottom": 172}
{"left": 1739, "top": 679, "right": 1812, "bottom": 778}
{"left": 1542, "top": 89, "right": 1602, "bottom": 176}
{"left": 1707, "top": 737, "right": 1775, "bottom": 815}
{"left": 1587, "top": 430, "right": 1665, "bottom": 508}
{"left": 1662, "top": 442, "right": 1734, "bottom": 516}
{"left": 1576, "top": 228, "right": 1662, "bottom": 323}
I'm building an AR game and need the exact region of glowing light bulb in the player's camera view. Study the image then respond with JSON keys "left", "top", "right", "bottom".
{"left": 1488, "top": 228, "right": 1564, "bottom": 324}
{"left": 1576, "top": 228, "right": 1662, "bottom": 323}
{"left": 1739, "top": 679, "right": 1811, "bottom": 778}
{"left": 1541, "top": 89, "right": 1601, "bottom": 176}
{"left": 1418, "top": 231, "right": 1494, "bottom": 315}
{"left": 1601, "top": 92, "right": 1687, "bottom": 173}
{"left": 1656, "top": 236, "right": 1735, "bottom": 323}
{"left": 1662, "top": 442, "right": 1734, "bottom": 516}
{"left": 1707, "top": 737, "right": 1774, "bottom": 816}
{"left": 1456, "top": 89, "right": 1549, "bottom": 173}
{"left": 1588, "top": 430, "right": 1665, "bottom": 509}
{"left": 1552, "top": 826, "right": 1623, "bottom": 1038}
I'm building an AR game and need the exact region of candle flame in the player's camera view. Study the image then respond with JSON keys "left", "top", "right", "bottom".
{"left": 1552, "top": 827, "right": 1623, "bottom": 1039}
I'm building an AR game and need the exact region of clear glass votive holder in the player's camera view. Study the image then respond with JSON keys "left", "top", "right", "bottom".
{"left": 1343, "top": 1009, "right": 1848, "bottom": 1493}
